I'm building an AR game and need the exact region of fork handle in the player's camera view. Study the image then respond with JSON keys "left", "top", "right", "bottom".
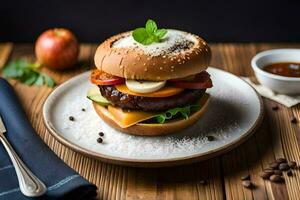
{"left": 0, "top": 134, "right": 47, "bottom": 197}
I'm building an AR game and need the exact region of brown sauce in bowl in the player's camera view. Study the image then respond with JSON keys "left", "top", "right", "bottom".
{"left": 263, "top": 62, "right": 300, "bottom": 77}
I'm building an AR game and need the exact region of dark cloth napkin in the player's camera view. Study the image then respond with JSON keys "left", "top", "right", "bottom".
{"left": 0, "top": 78, "right": 97, "bottom": 200}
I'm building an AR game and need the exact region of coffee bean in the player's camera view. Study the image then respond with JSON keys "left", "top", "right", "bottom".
{"left": 99, "top": 132, "right": 104, "bottom": 137}
{"left": 269, "top": 162, "right": 279, "bottom": 169}
{"left": 206, "top": 135, "right": 215, "bottom": 141}
{"left": 241, "top": 174, "right": 250, "bottom": 181}
{"left": 260, "top": 170, "right": 274, "bottom": 179}
{"left": 97, "top": 138, "right": 103, "bottom": 143}
{"left": 272, "top": 106, "right": 279, "bottom": 111}
{"left": 242, "top": 180, "right": 252, "bottom": 188}
{"left": 279, "top": 163, "right": 290, "bottom": 171}
{"left": 276, "top": 158, "right": 287, "bottom": 164}
{"left": 274, "top": 170, "right": 282, "bottom": 176}
{"left": 288, "top": 161, "right": 296, "bottom": 169}
{"left": 69, "top": 116, "right": 75, "bottom": 121}
{"left": 290, "top": 116, "right": 297, "bottom": 124}
{"left": 270, "top": 174, "right": 283, "bottom": 183}
{"left": 287, "top": 170, "right": 293, "bottom": 176}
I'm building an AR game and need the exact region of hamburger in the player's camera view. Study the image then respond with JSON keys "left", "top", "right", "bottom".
{"left": 88, "top": 20, "right": 212, "bottom": 136}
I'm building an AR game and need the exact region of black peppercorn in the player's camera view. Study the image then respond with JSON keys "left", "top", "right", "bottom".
{"left": 69, "top": 116, "right": 75, "bottom": 121}
{"left": 99, "top": 132, "right": 104, "bottom": 137}
{"left": 97, "top": 138, "right": 103, "bottom": 143}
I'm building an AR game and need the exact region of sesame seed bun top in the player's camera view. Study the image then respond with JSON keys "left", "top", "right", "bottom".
{"left": 94, "top": 29, "right": 211, "bottom": 81}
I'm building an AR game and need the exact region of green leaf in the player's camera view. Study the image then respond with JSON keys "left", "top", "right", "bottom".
{"left": 43, "top": 74, "right": 55, "bottom": 87}
{"left": 1, "top": 59, "right": 55, "bottom": 88}
{"left": 16, "top": 59, "right": 29, "bottom": 68}
{"left": 22, "top": 71, "right": 39, "bottom": 85}
{"left": 153, "top": 104, "right": 201, "bottom": 124}
{"left": 132, "top": 28, "right": 153, "bottom": 45}
{"left": 154, "top": 29, "right": 167, "bottom": 39}
{"left": 34, "top": 74, "right": 44, "bottom": 86}
{"left": 145, "top": 19, "right": 157, "bottom": 34}
{"left": 155, "top": 115, "right": 166, "bottom": 124}
{"left": 2, "top": 64, "right": 19, "bottom": 78}
{"left": 132, "top": 19, "right": 168, "bottom": 45}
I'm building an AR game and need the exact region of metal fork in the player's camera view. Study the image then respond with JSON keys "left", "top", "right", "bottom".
{"left": 0, "top": 115, "right": 47, "bottom": 197}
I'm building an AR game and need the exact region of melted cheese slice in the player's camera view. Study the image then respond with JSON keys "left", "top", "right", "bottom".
{"left": 107, "top": 105, "right": 157, "bottom": 128}
{"left": 115, "top": 84, "right": 183, "bottom": 97}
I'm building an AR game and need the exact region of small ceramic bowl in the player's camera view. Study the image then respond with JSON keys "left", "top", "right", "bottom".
{"left": 251, "top": 49, "right": 300, "bottom": 95}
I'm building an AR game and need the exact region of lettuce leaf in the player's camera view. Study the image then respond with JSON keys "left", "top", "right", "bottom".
{"left": 153, "top": 104, "right": 200, "bottom": 124}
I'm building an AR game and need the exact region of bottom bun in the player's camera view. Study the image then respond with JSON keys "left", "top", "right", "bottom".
{"left": 93, "top": 94, "right": 210, "bottom": 136}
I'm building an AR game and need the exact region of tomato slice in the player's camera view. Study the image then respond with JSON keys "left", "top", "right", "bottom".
{"left": 90, "top": 69, "right": 125, "bottom": 85}
{"left": 169, "top": 71, "right": 213, "bottom": 89}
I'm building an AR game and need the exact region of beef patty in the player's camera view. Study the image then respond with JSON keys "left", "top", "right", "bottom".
{"left": 99, "top": 85, "right": 206, "bottom": 112}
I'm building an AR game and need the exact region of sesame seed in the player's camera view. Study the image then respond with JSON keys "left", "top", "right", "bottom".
{"left": 147, "top": 57, "right": 151, "bottom": 60}
{"left": 162, "top": 55, "right": 166, "bottom": 58}
{"left": 144, "top": 68, "right": 148, "bottom": 71}
{"left": 171, "top": 69, "right": 174, "bottom": 72}
{"left": 160, "top": 67, "right": 163, "bottom": 70}
{"left": 163, "top": 61, "right": 167, "bottom": 64}
{"left": 153, "top": 63, "right": 155, "bottom": 66}
{"left": 171, "top": 66, "right": 174, "bottom": 69}
{"left": 143, "top": 63, "right": 146, "bottom": 66}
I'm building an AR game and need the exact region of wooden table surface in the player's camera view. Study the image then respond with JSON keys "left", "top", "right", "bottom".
{"left": 1, "top": 43, "right": 300, "bottom": 200}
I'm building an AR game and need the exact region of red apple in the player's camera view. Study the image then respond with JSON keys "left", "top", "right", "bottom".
{"left": 35, "top": 28, "right": 79, "bottom": 70}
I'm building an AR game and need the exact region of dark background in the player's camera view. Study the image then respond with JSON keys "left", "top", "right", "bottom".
{"left": 1, "top": 0, "right": 300, "bottom": 43}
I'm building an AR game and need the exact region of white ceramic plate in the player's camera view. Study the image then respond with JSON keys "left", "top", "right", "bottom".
{"left": 43, "top": 67, "right": 263, "bottom": 167}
